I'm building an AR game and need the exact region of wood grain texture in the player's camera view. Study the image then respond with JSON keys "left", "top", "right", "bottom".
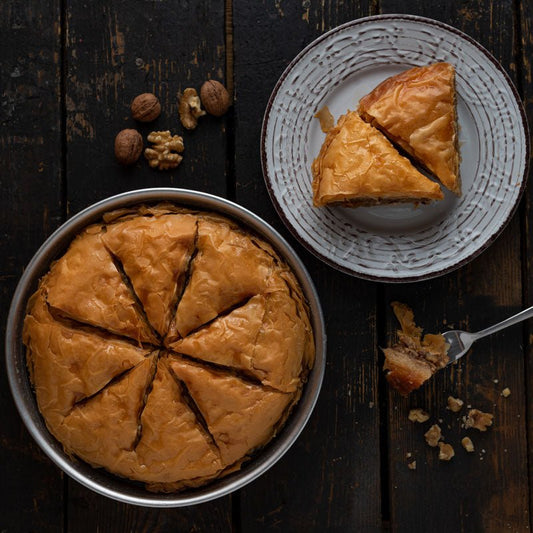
{"left": 0, "top": 2, "right": 65, "bottom": 532}
{"left": 64, "top": 0, "right": 228, "bottom": 216}
{"left": 233, "top": 1, "right": 382, "bottom": 530}
{"left": 63, "top": 1, "right": 232, "bottom": 530}
{"left": 380, "top": 1, "right": 530, "bottom": 531}
{"left": 519, "top": 0, "right": 533, "bottom": 522}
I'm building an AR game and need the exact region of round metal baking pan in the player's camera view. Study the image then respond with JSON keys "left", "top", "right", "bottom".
{"left": 5, "top": 188, "right": 326, "bottom": 507}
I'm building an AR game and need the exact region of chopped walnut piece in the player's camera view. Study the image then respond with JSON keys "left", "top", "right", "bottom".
{"left": 461, "top": 436, "right": 475, "bottom": 452}
{"left": 438, "top": 442, "right": 455, "bottom": 461}
{"left": 424, "top": 424, "right": 442, "bottom": 447}
{"left": 408, "top": 408, "right": 430, "bottom": 423}
{"left": 144, "top": 131, "right": 184, "bottom": 170}
{"left": 447, "top": 396, "right": 464, "bottom": 413}
{"left": 464, "top": 409, "right": 493, "bottom": 431}
{"left": 407, "top": 460, "right": 417, "bottom": 470}
{"left": 178, "top": 88, "right": 206, "bottom": 130}
{"left": 501, "top": 387, "right": 511, "bottom": 398}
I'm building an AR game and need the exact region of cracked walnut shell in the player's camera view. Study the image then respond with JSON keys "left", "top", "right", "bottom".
{"left": 144, "top": 131, "right": 184, "bottom": 170}
{"left": 178, "top": 88, "right": 206, "bottom": 130}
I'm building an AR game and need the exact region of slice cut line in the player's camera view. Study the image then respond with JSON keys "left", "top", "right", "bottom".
{"left": 358, "top": 62, "right": 460, "bottom": 194}
{"left": 168, "top": 355, "right": 295, "bottom": 466}
{"left": 102, "top": 213, "right": 198, "bottom": 337}
{"left": 23, "top": 290, "right": 151, "bottom": 431}
{"left": 167, "top": 218, "right": 276, "bottom": 339}
{"left": 43, "top": 225, "right": 158, "bottom": 344}
{"left": 312, "top": 110, "right": 444, "bottom": 207}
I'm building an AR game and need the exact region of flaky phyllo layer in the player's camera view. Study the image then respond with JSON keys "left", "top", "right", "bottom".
{"left": 23, "top": 205, "right": 315, "bottom": 492}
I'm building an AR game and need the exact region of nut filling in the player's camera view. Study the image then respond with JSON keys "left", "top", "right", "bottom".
{"left": 23, "top": 204, "right": 315, "bottom": 492}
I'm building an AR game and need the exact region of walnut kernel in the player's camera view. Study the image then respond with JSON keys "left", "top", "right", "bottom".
{"left": 131, "top": 93, "right": 161, "bottom": 122}
{"left": 144, "top": 130, "right": 184, "bottom": 170}
{"left": 407, "top": 461, "right": 417, "bottom": 470}
{"left": 408, "top": 408, "right": 430, "bottom": 423}
{"left": 438, "top": 442, "right": 455, "bottom": 461}
{"left": 461, "top": 436, "right": 475, "bottom": 452}
{"left": 178, "top": 88, "right": 206, "bottom": 129}
{"left": 200, "top": 80, "right": 230, "bottom": 116}
{"left": 447, "top": 396, "right": 464, "bottom": 413}
{"left": 464, "top": 409, "right": 493, "bottom": 431}
{"left": 424, "top": 424, "right": 442, "bottom": 447}
{"left": 114, "top": 129, "right": 143, "bottom": 165}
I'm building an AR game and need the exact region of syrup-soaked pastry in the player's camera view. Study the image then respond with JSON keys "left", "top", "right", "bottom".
{"left": 169, "top": 271, "right": 313, "bottom": 393}
{"left": 134, "top": 358, "right": 224, "bottom": 490}
{"left": 44, "top": 225, "right": 158, "bottom": 344}
{"left": 382, "top": 302, "right": 449, "bottom": 395}
{"left": 102, "top": 213, "right": 197, "bottom": 337}
{"left": 23, "top": 205, "right": 315, "bottom": 491}
{"left": 312, "top": 111, "right": 443, "bottom": 207}
{"left": 169, "top": 356, "right": 295, "bottom": 466}
{"left": 23, "top": 290, "right": 149, "bottom": 431}
{"left": 167, "top": 216, "right": 276, "bottom": 339}
{"left": 57, "top": 355, "right": 156, "bottom": 479}
{"left": 358, "top": 63, "right": 460, "bottom": 195}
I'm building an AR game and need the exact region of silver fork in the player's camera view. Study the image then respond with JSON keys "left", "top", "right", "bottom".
{"left": 443, "top": 306, "right": 533, "bottom": 364}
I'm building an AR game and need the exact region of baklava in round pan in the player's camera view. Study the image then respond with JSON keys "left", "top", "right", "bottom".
{"left": 6, "top": 189, "right": 325, "bottom": 507}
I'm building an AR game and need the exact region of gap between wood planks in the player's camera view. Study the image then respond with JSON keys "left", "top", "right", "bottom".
{"left": 225, "top": 0, "right": 236, "bottom": 203}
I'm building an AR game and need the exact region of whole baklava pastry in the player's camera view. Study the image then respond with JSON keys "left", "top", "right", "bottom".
{"left": 23, "top": 204, "right": 315, "bottom": 492}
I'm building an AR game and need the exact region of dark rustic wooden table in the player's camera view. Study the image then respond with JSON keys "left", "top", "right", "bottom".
{"left": 2, "top": 1, "right": 533, "bottom": 531}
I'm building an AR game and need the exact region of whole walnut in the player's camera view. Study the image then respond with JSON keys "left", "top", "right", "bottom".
{"left": 200, "top": 80, "right": 230, "bottom": 117}
{"left": 114, "top": 129, "right": 143, "bottom": 165}
{"left": 131, "top": 93, "right": 161, "bottom": 122}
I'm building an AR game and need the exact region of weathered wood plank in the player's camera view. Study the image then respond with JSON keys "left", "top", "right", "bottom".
{"left": 64, "top": 1, "right": 233, "bottom": 529}
{"left": 379, "top": 1, "right": 530, "bottom": 531}
{"left": 233, "top": 1, "right": 383, "bottom": 530}
{"left": 519, "top": 0, "right": 533, "bottom": 523}
{"left": 64, "top": 0, "right": 228, "bottom": 217}
{"left": 0, "top": 1, "right": 65, "bottom": 531}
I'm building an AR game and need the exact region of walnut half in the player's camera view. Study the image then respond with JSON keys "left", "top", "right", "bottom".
{"left": 178, "top": 88, "right": 206, "bottom": 130}
{"left": 144, "top": 131, "right": 184, "bottom": 170}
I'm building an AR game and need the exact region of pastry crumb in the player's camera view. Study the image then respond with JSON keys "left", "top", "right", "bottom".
{"left": 406, "top": 452, "right": 412, "bottom": 458}
{"left": 493, "top": 379, "right": 499, "bottom": 384}
{"left": 424, "top": 424, "right": 442, "bottom": 447}
{"left": 314, "top": 106, "right": 335, "bottom": 133}
{"left": 464, "top": 409, "right": 493, "bottom": 431}
{"left": 461, "top": 436, "right": 475, "bottom": 452}
{"left": 407, "top": 460, "right": 417, "bottom": 470}
{"left": 447, "top": 396, "right": 464, "bottom": 412}
{"left": 501, "top": 387, "right": 511, "bottom": 398}
{"left": 438, "top": 442, "right": 455, "bottom": 461}
{"left": 408, "top": 408, "right": 430, "bottom": 423}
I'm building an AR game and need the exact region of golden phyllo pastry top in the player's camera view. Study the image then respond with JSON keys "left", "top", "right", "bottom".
{"left": 23, "top": 205, "right": 314, "bottom": 492}
{"left": 358, "top": 62, "right": 460, "bottom": 195}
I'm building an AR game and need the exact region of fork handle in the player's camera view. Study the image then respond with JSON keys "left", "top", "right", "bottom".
{"left": 474, "top": 305, "right": 533, "bottom": 340}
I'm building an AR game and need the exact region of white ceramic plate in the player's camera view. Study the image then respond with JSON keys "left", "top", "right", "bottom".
{"left": 261, "top": 14, "right": 529, "bottom": 282}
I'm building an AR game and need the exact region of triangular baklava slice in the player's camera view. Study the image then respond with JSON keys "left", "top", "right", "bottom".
{"left": 102, "top": 213, "right": 197, "bottom": 337}
{"left": 58, "top": 355, "right": 156, "bottom": 478}
{"left": 134, "top": 358, "right": 223, "bottom": 489}
{"left": 167, "top": 216, "right": 274, "bottom": 340}
{"left": 170, "top": 276, "right": 313, "bottom": 393}
{"left": 23, "top": 290, "right": 150, "bottom": 431}
{"left": 312, "top": 111, "right": 443, "bottom": 207}
{"left": 43, "top": 226, "right": 158, "bottom": 344}
{"left": 168, "top": 356, "right": 294, "bottom": 466}
{"left": 358, "top": 62, "right": 460, "bottom": 195}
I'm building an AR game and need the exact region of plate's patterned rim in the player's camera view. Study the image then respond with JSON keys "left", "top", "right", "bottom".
{"left": 261, "top": 14, "right": 529, "bottom": 282}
